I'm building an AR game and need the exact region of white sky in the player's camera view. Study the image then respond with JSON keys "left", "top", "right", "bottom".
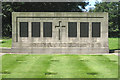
{"left": 85, "top": 0, "right": 102, "bottom": 11}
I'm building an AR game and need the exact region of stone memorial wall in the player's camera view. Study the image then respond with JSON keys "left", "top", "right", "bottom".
{"left": 12, "top": 12, "right": 109, "bottom": 54}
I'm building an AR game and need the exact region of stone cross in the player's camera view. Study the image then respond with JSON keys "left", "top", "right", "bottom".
{"left": 55, "top": 21, "right": 66, "bottom": 40}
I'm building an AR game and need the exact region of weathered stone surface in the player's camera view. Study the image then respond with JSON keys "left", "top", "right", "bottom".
{"left": 12, "top": 12, "right": 109, "bottom": 54}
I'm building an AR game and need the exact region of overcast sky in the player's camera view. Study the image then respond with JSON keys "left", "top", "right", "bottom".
{"left": 85, "top": 0, "right": 102, "bottom": 11}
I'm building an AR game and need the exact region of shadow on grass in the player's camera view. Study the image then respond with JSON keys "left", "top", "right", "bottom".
{"left": 0, "top": 41, "right": 6, "bottom": 43}
{"left": 45, "top": 72, "right": 57, "bottom": 75}
{"left": 0, "top": 71, "right": 11, "bottom": 74}
{"left": 109, "top": 49, "right": 120, "bottom": 53}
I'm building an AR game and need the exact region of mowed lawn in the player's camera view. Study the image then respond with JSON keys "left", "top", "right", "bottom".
{"left": 0, "top": 38, "right": 12, "bottom": 48}
{"left": 108, "top": 38, "right": 119, "bottom": 50}
{"left": 1, "top": 54, "right": 118, "bottom": 78}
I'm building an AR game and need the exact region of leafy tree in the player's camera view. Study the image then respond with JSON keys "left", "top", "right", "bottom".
{"left": 2, "top": 2, "right": 88, "bottom": 37}
{"left": 89, "top": 2, "right": 120, "bottom": 37}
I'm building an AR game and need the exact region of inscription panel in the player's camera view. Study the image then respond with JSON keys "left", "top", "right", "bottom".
{"left": 92, "top": 22, "right": 101, "bottom": 37}
{"left": 43, "top": 22, "right": 52, "bottom": 37}
{"left": 32, "top": 22, "right": 40, "bottom": 37}
{"left": 80, "top": 22, "right": 89, "bottom": 37}
{"left": 68, "top": 22, "right": 77, "bottom": 37}
{"left": 31, "top": 43, "right": 102, "bottom": 47}
{"left": 20, "top": 22, "right": 28, "bottom": 37}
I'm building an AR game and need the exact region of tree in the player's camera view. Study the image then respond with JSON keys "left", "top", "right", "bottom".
{"left": 89, "top": 2, "right": 120, "bottom": 37}
{"left": 2, "top": 2, "right": 88, "bottom": 37}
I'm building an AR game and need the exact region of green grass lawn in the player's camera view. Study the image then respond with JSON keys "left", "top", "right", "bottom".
{"left": 108, "top": 38, "right": 119, "bottom": 50}
{"left": 1, "top": 54, "right": 118, "bottom": 78}
{"left": 0, "top": 38, "right": 119, "bottom": 50}
{"left": 0, "top": 39, "right": 12, "bottom": 48}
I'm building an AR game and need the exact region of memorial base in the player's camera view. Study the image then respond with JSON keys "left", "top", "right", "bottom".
{"left": 11, "top": 47, "right": 109, "bottom": 54}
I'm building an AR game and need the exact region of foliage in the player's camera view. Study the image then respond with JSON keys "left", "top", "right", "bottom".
{"left": 89, "top": 2, "right": 120, "bottom": 37}
{"left": 2, "top": 2, "right": 88, "bottom": 37}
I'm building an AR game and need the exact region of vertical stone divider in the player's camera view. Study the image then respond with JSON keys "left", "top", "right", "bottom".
{"left": 51, "top": 19, "right": 54, "bottom": 43}
{"left": 106, "top": 14, "right": 109, "bottom": 49}
{"left": 18, "top": 21, "right": 21, "bottom": 50}
{"left": 41, "top": 21, "right": 43, "bottom": 43}
{"left": 101, "top": 20, "right": 103, "bottom": 48}
{"left": 102, "top": 13, "right": 109, "bottom": 48}
{"left": 79, "top": 21, "right": 81, "bottom": 47}
{"left": 78, "top": 22, "right": 81, "bottom": 53}
{"left": 66, "top": 20, "right": 68, "bottom": 43}
{"left": 89, "top": 22, "right": 92, "bottom": 48}
{"left": 14, "top": 15, "right": 17, "bottom": 43}
{"left": 14, "top": 15, "right": 16, "bottom": 43}
{"left": 62, "top": 20, "right": 66, "bottom": 43}
{"left": 17, "top": 21, "right": 19, "bottom": 43}
{"left": 77, "top": 22, "right": 80, "bottom": 43}
{"left": 29, "top": 22, "right": 32, "bottom": 54}
{"left": 53, "top": 20, "right": 56, "bottom": 43}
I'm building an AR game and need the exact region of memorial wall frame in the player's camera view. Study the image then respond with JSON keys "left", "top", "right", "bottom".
{"left": 12, "top": 12, "right": 109, "bottom": 54}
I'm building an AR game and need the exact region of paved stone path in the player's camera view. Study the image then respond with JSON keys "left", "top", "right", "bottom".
{"left": 0, "top": 52, "right": 119, "bottom": 56}
{"left": 0, "top": 40, "right": 2, "bottom": 42}
{"left": 0, "top": 53, "right": 6, "bottom": 56}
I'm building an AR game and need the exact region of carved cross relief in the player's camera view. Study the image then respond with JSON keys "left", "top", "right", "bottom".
{"left": 55, "top": 21, "right": 66, "bottom": 40}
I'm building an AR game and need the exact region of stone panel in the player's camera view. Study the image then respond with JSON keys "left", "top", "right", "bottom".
{"left": 92, "top": 22, "right": 101, "bottom": 37}
{"left": 80, "top": 22, "right": 89, "bottom": 37}
{"left": 32, "top": 22, "right": 40, "bottom": 37}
